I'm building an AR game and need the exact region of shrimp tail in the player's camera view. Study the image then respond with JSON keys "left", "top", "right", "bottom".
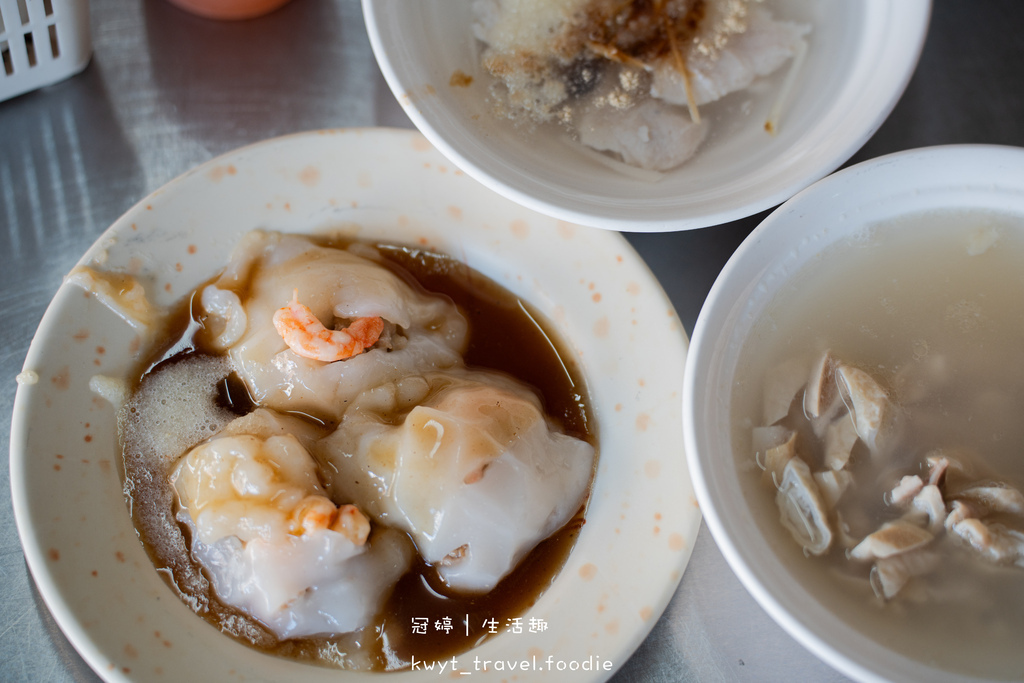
{"left": 346, "top": 315, "right": 385, "bottom": 351}
{"left": 273, "top": 289, "right": 384, "bottom": 362}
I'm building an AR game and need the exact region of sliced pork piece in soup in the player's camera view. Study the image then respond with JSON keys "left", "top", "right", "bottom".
{"left": 319, "top": 370, "right": 596, "bottom": 593}
{"left": 759, "top": 428, "right": 797, "bottom": 487}
{"left": 836, "top": 364, "right": 894, "bottom": 456}
{"left": 804, "top": 350, "right": 838, "bottom": 420}
{"left": 956, "top": 484, "right": 1024, "bottom": 516}
{"left": 889, "top": 475, "right": 925, "bottom": 507}
{"left": 945, "top": 498, "right": 990, "bottom": 532}
{"left": 949, "top": 518, "right": 1024, "bottom": 567}
{"left": 870, "top": 549, "right": 940, "bottom": 601}
{"left": 776, "top": 457, "right": 832, "bottom": 556}
{"left": 800, "top": 350, "right": 844, "bottom": 439}
{"left": 171, "top": 411, "right": 414, "bottom": 639}
{"left": 926, "top": 454, "right": 950, "bottom": 487}
{"left": 823, "top": 413, "right": 858, "bottom": 471}
{"left": 813, "top": 469, "right": 852, "bottom": 511}
{"left": 910, "top": 485, "right": 947, "bottom": 535}
{"left": 849, "top": 520, "right": 934, "bottom": 562}
{"left": 200, "top": 231, "right": 468, "bottom": 422}
{"left": 752, "top": 424, "right": 792, "bottom": 454}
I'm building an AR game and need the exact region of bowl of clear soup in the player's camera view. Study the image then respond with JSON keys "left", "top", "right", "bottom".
{"left": 685, "top": 145, "right": 1024, "bottom": 683}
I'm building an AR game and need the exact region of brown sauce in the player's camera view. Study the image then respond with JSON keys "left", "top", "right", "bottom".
{"left": 122, "top": 238, "right": 596, "bottom": 671}
{"left": 371, "top": 242, "right": 591, "bottom": 441}
{"left": 560, "top": 0, "right": 708, "bottom": 68}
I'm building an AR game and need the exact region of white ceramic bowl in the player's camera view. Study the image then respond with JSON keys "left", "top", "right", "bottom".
{"left": 684, "top": 145, "right": 1024, "bottom": 682}
{"left": 10, "top": 128, "right": 700, "bottom": 682}
{"left": 363, "top": 0, "right": 930, "bottom": 232}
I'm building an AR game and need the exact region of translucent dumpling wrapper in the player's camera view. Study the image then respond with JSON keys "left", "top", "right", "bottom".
{"left": 319, "top": 370, "right": 596, "bottom": 593}
{"left": 171, "top": 412, "right": 414, "bottom": 639}
{"left": 650, "top": 6, "right": 810, "bottom": 107}
{"left": 200, "top": 231, "right": 469, "bottom": 422}
{"left": 576, "top": 99, "right": 708, "bottom": 172}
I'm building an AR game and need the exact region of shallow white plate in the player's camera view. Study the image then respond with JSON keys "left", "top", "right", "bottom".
{"left": 10, "top": 128, "right": 700, "bottom": 682}
{"left": 685, "top": 144, "right": 1024, "bottom": 682}
{"left": 364, "top": 0, "right": 930, "bottom": 232}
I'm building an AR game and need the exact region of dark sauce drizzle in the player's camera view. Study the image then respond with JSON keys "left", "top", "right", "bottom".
{"left": 126, "top": 238, "right": 596, "bottom": 670}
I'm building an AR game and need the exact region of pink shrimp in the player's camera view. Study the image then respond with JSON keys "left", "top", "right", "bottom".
{"left": 293, "top": 496, "right": 370, "bottom": 546}
{"left": 272, "top": 289, "right": 384, "bottom": 362}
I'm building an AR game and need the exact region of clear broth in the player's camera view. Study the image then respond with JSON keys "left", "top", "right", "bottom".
{"left": 732, "top": 209, "right": 1024, "bottom": 679}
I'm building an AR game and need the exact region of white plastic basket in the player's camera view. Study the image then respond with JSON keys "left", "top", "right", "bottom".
{"left": 0, "top": 0, "right": 90, "bottom": 102}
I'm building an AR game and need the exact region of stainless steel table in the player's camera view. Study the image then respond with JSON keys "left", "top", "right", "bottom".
{"left": 2, "top": 1, "right": 1023, "bottom": 681}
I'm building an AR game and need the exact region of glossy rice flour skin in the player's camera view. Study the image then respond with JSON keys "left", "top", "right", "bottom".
{"left": 473, "top": 0, "right": 810, "bottom": 172}
{"left": 119, "top": 232, "right": 597, "bottom": 671}
{"left": 732, "top": 210, "right": 1024, "bottom": 679}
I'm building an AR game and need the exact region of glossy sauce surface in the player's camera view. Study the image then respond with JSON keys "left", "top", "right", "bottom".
{"left": 122, "top": 239, "right": 596, "bottom": 670}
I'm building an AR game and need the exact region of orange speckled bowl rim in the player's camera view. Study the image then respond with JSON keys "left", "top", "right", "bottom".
{"left": 10, "top": 128, "right": 700, "bottom": 682}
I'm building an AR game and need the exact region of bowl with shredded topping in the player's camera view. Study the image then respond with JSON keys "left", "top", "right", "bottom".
{"left": 364, "top": 0, "right": 930, "bottom": 231}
